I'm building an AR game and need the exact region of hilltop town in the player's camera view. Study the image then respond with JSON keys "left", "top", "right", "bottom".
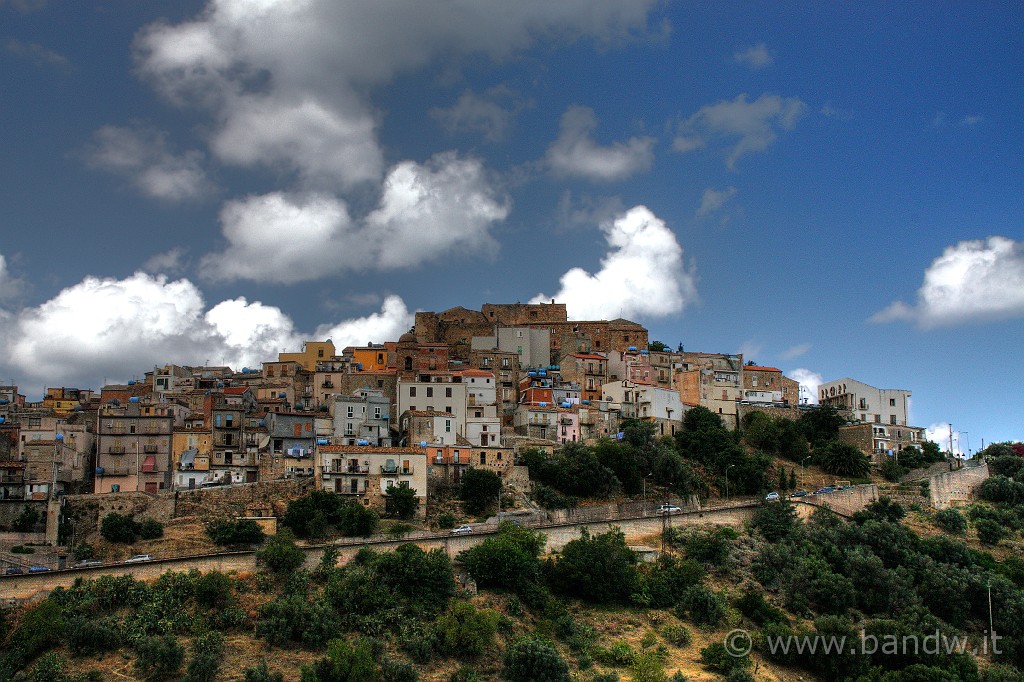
{"left": 0, "top": 301, "right": 926, "bottom": 521}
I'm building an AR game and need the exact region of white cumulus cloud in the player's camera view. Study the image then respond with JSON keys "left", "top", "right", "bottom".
{"left": 673, "top": 93, "right": 805, "bottom": 169}
{"left": 201, "top": 152, "right": 508, "bottom": 283}
{"left": 134, "top": 0, "right": 658, "bottom": 190}
{"left": 871, "top": 237, "right": 1024, "bottom": 328}
{"left": 531, "top": 205, "right": 697, "bottom": 320}
{"left": 546, "top": 106, "right": 655, "bottom": 181}
{"left": 84, "top": 124, "right": 211, "bottom": 201}
{"left": 0, "top": 252, "right": 24, "bottom": 300}
{"left": 925, "top": 423, "right": 966, "bottom": 457}
{"left": 0, "top": 272, "right": 413, "bottom": 390}
{"left": 787, "top": 368, "right": 822, "bottom": 405}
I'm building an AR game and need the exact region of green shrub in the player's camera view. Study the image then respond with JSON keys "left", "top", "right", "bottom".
{"left": 734, "top": 591, "right": 787, "bottom": 625}
{"left": 301, "top": 638, "right": 378, "bottom": 682}
{"left": 677, "top": 585, "right": 726, "bottom": 627}
{"left": 595, "top": 640, "right": 636, "bottom": 667}
{"left": 13, "top": 505, "right": 40, "bottom": 532}
{"left": 206, "top": 518, "right": 264, "bottom": 546}
{"left": 660, "top": 623, "right": 691, "bottom": 648}
{"left": 194, "top": 571, "right": 234, "bottom": 609}
{"left": 437, "top": 512, "right": 457, "bottom": 529}
{"left": 460, "top": 468, "right": 502, "bottom": 515}
{"left": 934, "top": 508, "right": 967, "bottom": 534}
{"left": 184, "top": 632, "right": 224, "bottom": 682}
{"left": 699, "top": 642, "right": 748, "bottom": 673}
{"left": 255, "top": 531, "right": 305, "bottom": 575}
{"left": 503, "top": 637, "right": 571, "bottom": 682}
{"left": 435, "top": 601, "right": 499, "bottom": 659}
{"left": 135, "top": 635, "right": 184, "bottom": 681}
{"left": 137, "top": 518, "right": 164, "bottom": 540}
{"left": 101, "top": 512, "right": 139, "bottom": 543}
{"left": 381, "top": 660, "right": 418, "bottom": 682}
{"left": 243, "top": 661, "right": 284, "bottom": 682}
{"left": 976, "top": 519, "right": 1008, "bottom": 546}
{"left": 11, "top": 545, "right": 34, "bottom": 554}
{"left": 67, "top": 615, "right": 122, "bottom": 656}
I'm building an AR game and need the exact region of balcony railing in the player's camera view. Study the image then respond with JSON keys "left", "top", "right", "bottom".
{"left": 380, "top": 464, "right": 413, "bottom": 475}
{"left": 0, "top": 475, "right": 25, "bottom": 483}
{"left": 143, "top": 444, "right": 159, "bottom": 454}
{"left": 322, "top": 381, "right": 334, "bottom": 388}
{"left": 108, "top": 446, "right": 126, "bottom": 454}
{"left": 100, "top": 467, "right": 131, "bottom": 477}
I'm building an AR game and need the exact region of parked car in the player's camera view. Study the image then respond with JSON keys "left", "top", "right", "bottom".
{"left": 450, "top": 525, "right": 473, "bottom": 535}
{"left": 123, "top": 554, "right": 153, "bottom": 563}
{"left": 27, "top": 565, "right": 50, "bottom": 573}
{"left": 4, "top": 566, "right": 24, "bottom": 575}
{"left": 790, "top": 490, "right": 808, "bottom": 497}
{"left": 658, "top": 504, "right": 682, "bottom": 514}
{"left": 815, "top": 486, "right": 835, "bottom": 494}
{"left": 75, "top": 559, "right": 103, "bottom": 568}
{"left": 764, "top": 492, "right": 781, "bottom": 501}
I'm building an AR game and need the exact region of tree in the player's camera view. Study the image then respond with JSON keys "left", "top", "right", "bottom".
{"left": 813, "top": 440, "right": 871, "bottom": 478}
{"left": 458, "top": 522, "right": 545, "bottom": 591}
{"left": 549, "top": 528, "right": 639, "bottom": 604}
{"left": 283, "top": 490, "right": 346, "bottom": 538}
{"left": 798, "top": 405, "right": 845, "bottom": 447}
{"left": 976, "top": 519, "right": 1007, "bottom": 546}
{"left": 503, "top": 637, "right": 570, "bottom": 682}
{"left": 649, "top": 341, "right": 670, "bottom": 352}
{"left": 435, "top": 601, "right": 499, "bottom": 658}
{"left": 385, "top": 481, "right": 418, "bottom": 519}
{"left": 184, "top": 632, "right": 224, "bottom": 682}
{"left": 13, "top": 505, "right": 40, "bottom": 533}
{"left": 338, "top": 502, "right": 378, "bottom": 537}
{"left": 460, "top": 468, "right": 501, "bottom": 516}
{"left": 255, "top": 530, "right": 305, "bottom": 575}
{"left": 137, "top": 518, "right": 164, "bottom": 540}
{"left": 750, "top": 501, "right": 798, "bottom": 542}
{"left": 301, "top": 638, "right": 378, "bottom": 682}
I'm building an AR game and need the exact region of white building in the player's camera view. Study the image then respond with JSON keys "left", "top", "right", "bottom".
{"left": 819, "top": 378, "right": 911, "bottom": 425}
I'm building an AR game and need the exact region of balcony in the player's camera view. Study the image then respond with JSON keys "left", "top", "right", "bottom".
{"left": 322, "top": 381, "right": 334, "bottom": 388}
{"left": 99, "top": 466, "right": 131, "bottom": 477}
{"left": 108, "top": 446, "right": 126, "bottom": 454}
{"left": 0, "top": 474, "right": 25, "bottom": 484}
{"left": 560, "top": 417, "right": 574, "bottom": 425}
{"left": 347, "top": 464, "right": 370, "bottom": 474}
{"left": 143, "top": 444, "right": 159, "bottom": 454}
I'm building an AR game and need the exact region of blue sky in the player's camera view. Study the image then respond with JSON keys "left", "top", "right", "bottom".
{"left": 1, "top": 1, "right": 1022, "bottom": 449}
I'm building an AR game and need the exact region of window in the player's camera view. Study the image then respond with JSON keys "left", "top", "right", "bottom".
{"left": 426, "top": 387, "right": 434, "bottom": 398}
{"left": 453, "top": 450, "right": 460, "bottom": 463}
{"left": 345, "top": 423, "right": 353, "bottom": 435}
{"left": 890, "top": 415, "right": 897, "bottom": 425}
{"left": 347, "top": 406, "right": 354, "bottom": 418}
{"left": 436, "top": 450, "right": 443, "bottom": 463}
{"left": 446, "top": 387, "right": 452, "bottom": 397}
{"left": 890, "top": 398, "right": 896, "bottom": 406}
{"left": 374, "top": 407, "right": 381, "bottom": 419}
{"left": 409, "top": 387, "right": 416, "bottom": 397}
{"left": 445, "top": 420, "right": 451, "bottom": 433}
{"left": 501, "top": 358, "right": 510, "bottom": 368}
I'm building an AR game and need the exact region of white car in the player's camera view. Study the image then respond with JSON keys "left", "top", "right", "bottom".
{"left": 450, "top": 525, "right": 473, "bottom": 535}
{"left": 657, "top": 504, "right": 682, "bottom": 514}
{"left": 124, "top": 554, "right": 153, "bottom": 563}
{"left": 764, "top": 492, "right": 781, "bottom": 501}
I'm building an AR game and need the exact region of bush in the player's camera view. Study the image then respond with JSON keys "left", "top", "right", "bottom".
{"left": 976, "top": 519, "right": 1008, "bottom": 546}
{"left": 677, "top": 585, "right": 726, "bottom": 627}
{"left": 458, "top": 522, "right": 545, "bottom": 591}
{"left": 302, "top": 638, "right": 378, "bottom": 682}
{"left": 548, "top": 528, "right": 639, "bottom": 604}
{"left": 734, "top": 591, "right": 787, "bottom": 625}
{"left": 595, "top": 640, "right": 637, "bottom": 667}
{"left": 699, "top": 642, "right": 748, "bottom": 674}
{"left": 437, "top": 512, "right": 457, "bottom": 529}
{"left": 101, "top": 512, "right": 140, "bottom": 543}
{"left": 67, "top": 615, "right": 122, "bottom": 656}
{"left": 750, "top": 502, "right": 798, "bottom": 542}
{"left": 934, "top": 508, "right": 967, "bottom": 534}
{"left": 206, "top": 518, "right": 264, "bottom": 546}
{"left": 243, "top": 661, "right": 284, "bottom": 682}
{"left": 660, "top": 623, "right": 691, "bottom": 648}
{"left": 435, "top": 601, "right": 499, "bottom": 659}
{"left": 385, "top": 481, "right": 418, "bottom": 520}
{"left": 137, "top": 518, "right": 165, "bottom": 540}
{"left": 10, "top": 545, "right": 34, "bottom": 554}
{"left": 255, "top": 531, "right": 305, "bottom": 575}
{"left": 683, "top": 526, "right": 737, "bottom": 565}
{"left": 381, "top": 660, "right": 418, "bottom": 682}
{"left": 194, "top": 571, "right": 234, "bottom": 609}
{"left": 135, "top": 635, "right": 184, "bottom": 681}
{"left": 503, "top": 637, "right": 571, "bottom": 682}
{"left": 184, "top": 632, "right": 224, "bottom": 682}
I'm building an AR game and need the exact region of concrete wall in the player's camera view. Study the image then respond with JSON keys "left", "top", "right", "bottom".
{"left": 799, "top": 484, "right": 879, "bottom": 517}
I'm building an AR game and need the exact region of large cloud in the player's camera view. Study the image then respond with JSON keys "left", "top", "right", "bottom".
{"left": 134, "top": 0, "right": 658, "bottom": 190}
{"left": 0, "top": 272, "right": 412, "bottom": 391}
{"left": 0, "top": 252, "right": 23, "bottom": 300}
{"left": 871, "top": 237, "right": 1024, "bottom": 328}
{"left": 200, "top": 152, "right": 508, "bottom": 283}
{"left": 546, "top": 106, "right": 655, "bottom": 181}
{"left": 531, "top": 205, "right": 697, "bottom": 320}
{"left": 674, "top": 93, "right": 805, "bottom": 169}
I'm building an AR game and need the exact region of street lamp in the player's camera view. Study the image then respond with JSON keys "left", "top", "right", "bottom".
{"left": 725, "top": 464, "right": 735, "bottom": 501}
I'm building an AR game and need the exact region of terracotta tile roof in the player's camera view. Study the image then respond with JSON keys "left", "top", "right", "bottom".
{"left": 406, "top": 410, "right": 455, "bottom": 417}
{"left": 745, "top": 365, "right": 782, "bottom": 372}
{"left": 569, "top": 353, "right": 606, "bottom": 360}
{"left": 456, "top": 369, "right": 494, "bottom": 378}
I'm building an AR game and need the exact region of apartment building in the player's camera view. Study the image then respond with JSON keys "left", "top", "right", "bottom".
{"left": 819, "top": 378, "right": 911, "bottom": 425}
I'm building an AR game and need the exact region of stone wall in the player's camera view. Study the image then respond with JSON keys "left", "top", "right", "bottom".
{"left": 928, "top": 463, "right": 989, "bottom": 509}
{"left": 736, "top": 403, "right": 803, "bottom": 424}
{"left": 173, "top": 477, "right": 316, "bottom": 519}
{"left": 799, "top": 484, "right": 879, "bottom": 516}
{"left": 0, "top": 500, "right": 48, "bottom": 532}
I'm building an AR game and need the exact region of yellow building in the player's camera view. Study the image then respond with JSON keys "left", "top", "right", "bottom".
{"left": 279, "top": 341, "right": 337, "bottom": 372}
{"left": 173, "top": 428, "right": 212, "bottom": 472}
{"left": 346, "top": 345, "right": 389, "bottom": 372}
